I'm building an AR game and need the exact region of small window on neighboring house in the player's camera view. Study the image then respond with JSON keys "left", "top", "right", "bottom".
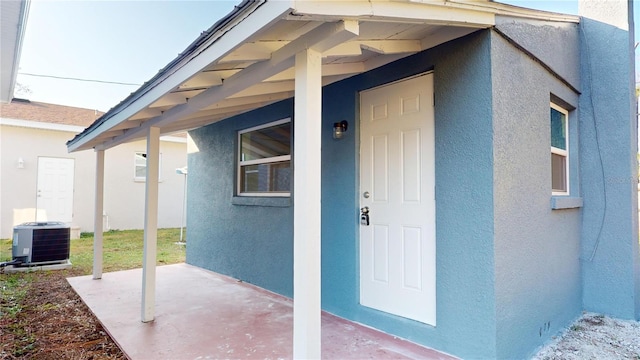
{"left": 551, "top": 103, "right": 569, "bottom": 195}
{"left": 238, "top": 119, "right": 292, "bottom": 196}
{"left": 134, "top": 152, "right": 162, "bottom": 181}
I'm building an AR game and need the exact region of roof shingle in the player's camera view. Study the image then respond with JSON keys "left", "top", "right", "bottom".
{"left": 0, "top": 98, "right": 104, "bottom": 127}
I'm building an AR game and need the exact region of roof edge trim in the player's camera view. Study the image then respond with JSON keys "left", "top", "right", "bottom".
{"left": 68, "top": 0, "right": 294, "bottom": 152}
{"left": 1, "top": 117, "right": 86, "bottom": 133}
{"left": 5, "top": 0, "right": 31, "bottom": 102}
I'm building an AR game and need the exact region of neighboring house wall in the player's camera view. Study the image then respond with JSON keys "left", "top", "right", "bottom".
{"left": 1, "top": 124, "right": 95, "bottom": 236}
{"left": 0, "top": 120, "right": 187, "bottom": 238}
{"left": 102, "top": 139, "right": 187, "bottom": 232}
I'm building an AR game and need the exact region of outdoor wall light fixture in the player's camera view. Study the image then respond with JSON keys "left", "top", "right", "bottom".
{"left": 333, "top": 120, "right": 348, "bottom": 139}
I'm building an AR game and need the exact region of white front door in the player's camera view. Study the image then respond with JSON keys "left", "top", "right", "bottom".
{"left": 359, "top": 73, "right": 436, "bottom": 325}
{"left": 36, "top": 157, "right": 75, "bottom": 223}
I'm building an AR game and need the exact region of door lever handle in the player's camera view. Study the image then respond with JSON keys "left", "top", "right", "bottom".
{"left": 360, "top": 206, "right": 370, "bottom": 226}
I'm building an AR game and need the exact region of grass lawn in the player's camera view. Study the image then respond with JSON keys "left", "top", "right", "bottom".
{"left": 0, "top": 228, "right": 186, "bottom": 358}
{"left": 0, "top": 228, "right": 186, "bottom": 275}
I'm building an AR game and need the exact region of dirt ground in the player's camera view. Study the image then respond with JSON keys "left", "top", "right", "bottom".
{"left": 0, "top": 271, "right": 125, "bottom": 360}
{"left": 2, "top": 270, "right": 639, "bottom": 359}
{"left": 533, "top": 312, "right": 640, "bottom": 360}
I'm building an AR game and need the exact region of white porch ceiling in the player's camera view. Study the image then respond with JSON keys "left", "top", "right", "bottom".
{"left": 67, "top": 0, "right": 578, "bottom": 152}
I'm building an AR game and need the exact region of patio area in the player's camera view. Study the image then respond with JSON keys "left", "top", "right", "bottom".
{"left": 67, "top": 263, "right": 455, "bottom": 359}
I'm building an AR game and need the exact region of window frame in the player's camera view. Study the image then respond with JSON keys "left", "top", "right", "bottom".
{"left": 134, "top": 151, "right": 163, "bottom": 182}
{"left": 237, "top": 118, "right": 292, "bottom": 197}
{"left": 550, "top": 102, "right": 569, "bottom": 196}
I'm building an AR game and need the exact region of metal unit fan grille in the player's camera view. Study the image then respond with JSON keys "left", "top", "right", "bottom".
{"left": 31, "top": 227, "right": 70, "bottom": 263}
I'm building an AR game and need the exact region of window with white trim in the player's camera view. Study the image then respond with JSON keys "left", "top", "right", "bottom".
{"left": 238, "top": 119, "right": 292, "bottom": 196}
{"left": 550, "top": 103, "right": 569, "bottom": 195}
{"left": 134, "top": 152, "right": 162, "bottom": 181}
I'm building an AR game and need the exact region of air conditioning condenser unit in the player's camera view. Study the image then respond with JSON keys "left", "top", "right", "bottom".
{"left": 12, "top": 222, "right": 71, "bottom": 266}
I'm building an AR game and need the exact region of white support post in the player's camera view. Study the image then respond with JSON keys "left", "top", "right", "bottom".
{"left": 141, "top": 126, "right": 160, "bottom": 323}
{"left": 293, "top": 48, "right": 322, "bottom": 359}
{"left": 92, "top": 149, "right": 105, "bottom": 280}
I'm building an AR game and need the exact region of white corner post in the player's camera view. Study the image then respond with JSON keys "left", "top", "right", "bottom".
{"left": 141, "top": 126, "right": 160, "bottom": 322}
{"left": 293, "top": 48, "right": 322, "bottom": 359}
{"left": 92, "top": 149, "right": 105, "bottom": 280}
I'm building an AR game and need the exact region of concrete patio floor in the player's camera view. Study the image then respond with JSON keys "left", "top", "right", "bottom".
{"left": 68, "top": 263, "right": 455, "bottom": 359}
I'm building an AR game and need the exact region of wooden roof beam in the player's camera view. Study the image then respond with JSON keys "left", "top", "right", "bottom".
{"left": 266, "top": 62, "right": 365, "bottom": 82}
{"left": 129, "top": 108, "right": 163, "bottom": 121}
{"left": 201, "top": 91, "right": 294, "bottom": 111}
{"left": 231, "top": 81, "right": 294, "bottom": 98}
{"left": 359, "top": 40, "right": 422, "bottom": 54}
{"left": 110, "top": 120, "right": 143, "bottom": 131}
{"left": 177, "top": 71, "right": 223, "bottom": 90}
{"left": 149, "top": 93, "right": 188, "bottom": 108}
{"left": 218, "top": 40, "right": 289, "bottom": 63}
{"left": 97, "top": 20, "right": 359, "bottom": 150}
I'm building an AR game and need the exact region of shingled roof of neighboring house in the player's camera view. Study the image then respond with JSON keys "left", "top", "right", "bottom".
{"left": 0, "top": 98, "right": 104, "bottom": 127}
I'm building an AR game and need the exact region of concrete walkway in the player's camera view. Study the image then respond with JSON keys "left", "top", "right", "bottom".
{"left": 68, "top": 263, "right": 455, "bottom": 359}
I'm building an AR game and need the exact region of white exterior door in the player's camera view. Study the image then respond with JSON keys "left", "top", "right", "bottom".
{"left": 359, "top": 73, "right": 436, "bottom": 325}
{"left": 36, "top": 157, "right": 75, "bottom": 223}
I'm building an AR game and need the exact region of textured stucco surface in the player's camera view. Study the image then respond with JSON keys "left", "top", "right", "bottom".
{"left": 491, "top": 30, "right": 582, "bottom": 359}
{"left": 495, "top": 16, "right": 580, "bottom": 91}
{"left": 187, "top": 100, "right": 295, "bottom": 298}
{"left": 578, "top": 1, "right": 639, "bottom": 320}
{"left": 185, "top": 10, "right": 639, "bottom": 358}
{"left": 579, "top": 0, "right": 632, "bottom": 30}
{"left": 187, "top": 31, "right": 497, "bottom": 359}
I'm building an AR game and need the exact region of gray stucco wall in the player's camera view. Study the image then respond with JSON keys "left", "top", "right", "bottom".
{"left": 578, "top": 1, "right": 640, "bottom": 320}
{"left": 490, "top": 29, "right": 582, "bottom": 359}
{"left": 495, "top": 16, "right": 580, "bottom": 91}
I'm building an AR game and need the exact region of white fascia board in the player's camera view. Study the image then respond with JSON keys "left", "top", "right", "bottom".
{"left": 11, "top": 0, "right": 30, "bottom": 98}
{"left": 0, "top": 0, "right": 30, "bottom": 103}
{"left": 290, "top": 0, "right": 578, "bottom": 25}
{"left": 295, "top": 0, "right": 580, "bottom": 27}
{"left": 0, "top": 117, "right": 85, "bottom": 133}
{"left": 458, "top": 0, "right": 580, "bottom": 23}
{"left": 68, "top": 0, "right": 294, "bottom": 153}
{"left": 290, "top": 0, "right": 495, "bottom": 27}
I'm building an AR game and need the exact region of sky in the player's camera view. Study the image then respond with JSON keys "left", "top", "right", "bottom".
{"left": 13, "top": 0, "right": 634, "bottom": 112}
{"left": 15, "top": 1, "right": 238, "bottom": 111}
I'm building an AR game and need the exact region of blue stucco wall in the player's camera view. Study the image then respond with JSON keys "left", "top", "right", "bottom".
{"left": 185, "top": 16, "right": 639, "bottom": 357}
{"left": 578, "top": 12, "right": 640, "bottom": 320}
{"left": 187, "top": 100, "right": 295, "bottom": 297}
{"left": 490, "top": 29, "right": 582, "bottom": 359}
{"left": 322, "top": 32, "right": 498, "bottom": 359}
{"left": 187, "top": 31, "right": 498, "bottom": 359}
